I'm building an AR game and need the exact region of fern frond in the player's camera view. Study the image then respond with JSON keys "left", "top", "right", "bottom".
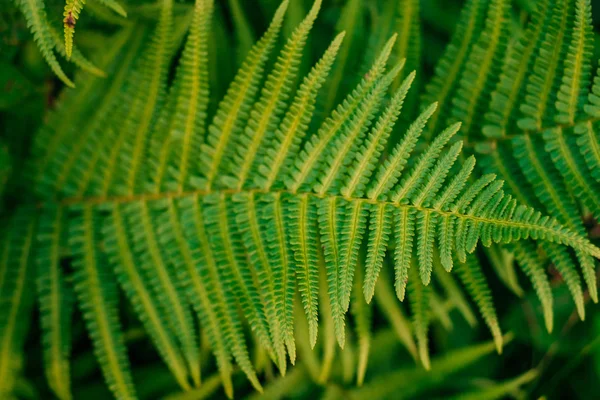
{"left": 287, "top": 193, "right": 320, "bottom": 348}
{"left": 451, "top": 0, "right": 511, "bottom": 138}
{"left": 363, "top": 203, "right": 393, "bottom": 303}
{"left": 351, "top": 263, "right": 371, "bottom": 386}
{"left": 203, "top": 193, "right": 275, "bottom": 362}
{"left": 158, "top": 199, "right": 235, "bottom": 398}
{"left": 63, "top": 0, "right": 86, "bottom": 60}
{"left": 0, "top": 211, "right": 36, "bottom": 398}
{"left": 455, "top": 256, "right": 503, "bottom": 353}
{"left": 482, "top": 0, "right": 554, "bottom": 138}
{"left": 16, "top": 0, "right": 75, "bottom": 87}
{"left": 256, "top": 32, "right": 345, "bottom": 190}
{"left": 511, "top": 241, "right": 554, "bottom": 332}
{"left": 318, "top": 196, "right": 345, "bottom": 347}
{"left": 126, "top": 201, "right": 200, "bottom": 385}
{"left": 421, "top": 0, "right": 489, "bottom": 139}
{"left": 36, "top": 206, "right": 73, "bottom": 400}
{"left": 199, "top": 0, "right": 288, "bottom": 190}
{"left": 69, "top": 206, "right": 136, "bottom": 400}
{"left": 407, "top": 264, "right": 431, "bottom": 369}
{"left": 104, "top": 204, "right": 191, "bottom": 390}
{"left": 286, "top": 33, "right": 397, "bottom": 193}
{"left": 63, "top": 0, "right": 126, "bottom": 59}
{"left": 554, "top": 0, "right": 593, "bottom": 124}
{"left": 233, "top": 192, "right": 288, "bottom": 373}
{"left": 161, "top": 0, "right": 214, "bottom": 193}
{"left": 181, "top": 195, "right": 262, "bottom": 390}
{"left": 226, "top": 0, "right": 322, "bottom": 190}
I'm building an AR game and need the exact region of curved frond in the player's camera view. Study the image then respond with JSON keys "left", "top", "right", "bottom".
{"left": 0, "top": 211, "right": 36, "bottom": 398}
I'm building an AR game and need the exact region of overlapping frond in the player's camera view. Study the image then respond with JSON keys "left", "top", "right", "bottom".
{"left": 0, "top": 210, "right": 36, "bottom": 398}
{"left": 425, "top": 0, "right": 600, "bottom": 329}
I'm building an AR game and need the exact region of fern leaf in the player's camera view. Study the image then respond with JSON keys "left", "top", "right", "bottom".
{"left": 574, "top": 121, "right": 600, "bottom": 183}
{"left": 260, "top": 193, "right": 297, "bottom": 363}
{"left": 36, "top": 206, "right": 73, "bottom": 400}
{"left": 407, "top": 264, "right": 431, "bottom": 369}
{"left": 421, "top": 0, "right": 489, "bottom": 138}
{"left": 351, "top": 263, "right": 371, "bottom": 386}
{"left": 104, "top": 204, "right": 191, "bottom": 390}
{"left": 117, "top": 0, "right": 173, "bottom": 195}
{"left": 226, "top": 0, "right": 322, "bottom": 190}
{"left": 16, "top": 0, "right": 75, "bottom": 87}
{"left": 544, "top": 244, "right": 586, "bottom": 319}
{"left": 69, "top": 206, "right": 136, "bottom": 399}
{"left": 342, "top": 70, "right": 416, "bottom": 198}
{"left": 316, "top": 64, "right": 405, "bottom": 197}
{"left": 22, "top": 3, "right": 600, "bottom": 395}
{"left": 543, "top": 127, "right": 600, "bottom": 219}
{"left": 554, "top": 0, "right": 593, "bottom": 124}
{"left": 124, "top": 201, "right": 200, "bottom": 385}
{"left": 338, "top": 200, "right": 368, "bottom": 314}
{"left": 367, "top": 102, "right": 438, "bottom": 200}
{"left": 287, "top": 193, "right": 320, "bottom": 348}
{"left": 202, "top": 193, "right": 275, "bottom": 361}
{"left": 232, "top": 192, "right": 287, "bottom": 373}
{"left": 392, "top": 121, "right": 461, "bottom": 203}
{"left": 63, "top": 0, "right": 86, "bottom": 60}
{"left": 158, "top": 200, "right": 234, "bottom": 398}
{"left": 482, "top": 0, "right": 554, "bottom": 138}
{"left": 412, "top": 141, "right": 463, "bottom": 208}
{"left": 513, "top": 134, "right": 597, "bottom": 301}
{"left": 182, "top": 195, "right": 262, "bottom": 390}
{"left": 256, "top": 32, "right": 345, "bottom": 190}
{"left": 286, "top": 34, "right": 397, "bottom": 193}
{"left": 37, "top": 26, "right": 142, "bottom": 198}
{"left": 0, "top": 211, "right": 36, "bottom": 398}
{"left": 456, "top": 256, "right": 503, "bottom": 353}
{"left": 164, "top": 0, "right": 214, "bottom": 193}
{"left": 518, "top": 0, "right": 571, "bottom": 130}
{"left": 451, "top": 0, "right": 511, "bottom": 138}
{"left": 318, "top": 197, "right": 346, "bottom": 347}
{"left": 512, "top": 242, "right": 554, "bottom": 332}
{"left": 416, "top": 211, "right": 437, "bottom": 285}
{"left": 393, "top": 207, "right": 416, "bottom": 301}
{"left": 198, "top": 0, "right": 288, "bottom": 190}
{"left": 363, "top": 203, "right": 393, "bottom": 303}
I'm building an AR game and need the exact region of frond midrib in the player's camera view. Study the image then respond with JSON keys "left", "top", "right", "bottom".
{"left": 49, "top": 186, "right": 598, "bottom": 258}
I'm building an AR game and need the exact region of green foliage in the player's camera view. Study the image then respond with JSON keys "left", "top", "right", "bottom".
{"left": 2, "top": 0, "right": 600, "bottom": 399}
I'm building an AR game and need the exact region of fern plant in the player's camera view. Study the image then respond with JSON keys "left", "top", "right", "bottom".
{"left": 2, "top": 0, "right": 600, "bottom": 399}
